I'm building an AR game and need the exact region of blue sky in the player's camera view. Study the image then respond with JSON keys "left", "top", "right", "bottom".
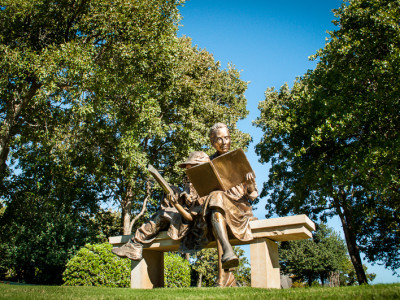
{"left": 177, "top": 0, "right": 399, "bottom": 284}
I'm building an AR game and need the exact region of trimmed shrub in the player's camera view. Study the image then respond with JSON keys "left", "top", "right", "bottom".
{"left": 164, "top": 252, "right": 191, "bottom": 288}
{"left": 62, "top": 243, "right": 130, "bottom": 287}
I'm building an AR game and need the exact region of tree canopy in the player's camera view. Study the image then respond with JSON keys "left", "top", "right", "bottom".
{"left": 74, "top": 35, "right": 251, "bottom": 235}
{"left": 255, "top": 0, "right": 400, "bottom": 284}
{"left": 0, "top": 0, "right": 183, "bottom": 179}
{"left": 0, "top": 0, "right": 251, "bottom": 237}
{"left": 0, "top": 0, "right": 252, "bottom": 284}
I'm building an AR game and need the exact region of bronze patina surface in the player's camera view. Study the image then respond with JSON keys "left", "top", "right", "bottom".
{"left": 112, "top": 123, "right": 258, "bottom": 288}
{"left": 203, "top": 122, "right": 258, "bottom": 287}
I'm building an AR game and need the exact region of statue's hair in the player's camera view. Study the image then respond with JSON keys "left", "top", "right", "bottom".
{"left": 209, "top": 122, "right": 229, "bottom": 143}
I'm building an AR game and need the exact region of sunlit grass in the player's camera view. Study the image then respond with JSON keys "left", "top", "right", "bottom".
{"left": 0, "top": 282, "right": 399, "bottom": 299}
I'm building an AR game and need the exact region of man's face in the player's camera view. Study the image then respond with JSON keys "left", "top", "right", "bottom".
{"left": 212, "top": 127, "right": 231, "bottom": 154}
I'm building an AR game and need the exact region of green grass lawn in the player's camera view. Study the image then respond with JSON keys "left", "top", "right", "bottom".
{"left": 0, "top": 283, "right": 399, "bottom": 299}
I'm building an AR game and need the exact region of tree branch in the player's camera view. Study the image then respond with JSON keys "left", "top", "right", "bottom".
{"left": 129, "top": 180, "right": 151, "bottom": 232}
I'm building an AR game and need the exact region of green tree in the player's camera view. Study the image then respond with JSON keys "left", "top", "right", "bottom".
{"left": 0, "top": 204, "right": 123, "bottom": 284}
{"left": 1, "top": 0, "right": 251, "bottom": 236}
{"left": 191, "top": 248, "right": 218, "bottom": 287}
{"left": 0, "top": 138, "right": 103, "bottom": 284}
{"left": 339, "top": 259, "right": 376, "bottom": 286}
{"left": 280, "top": 224, "right": 348, "bottom": 286}
{"left": 0, "top": 0, "right": 185, "bottom": 239}
{"left": 190, "top": 246, "right": 251, "bottom": 287}
{"left": 0, "top": 200, "right": 96, "bottom": 284}
{"left": 87, "top": 209, "right": 122, "bottom": 243}
{"left": 255, "top": 0, "right": 400, "bottom": 284}
{"left": 0, "top": 139, "right": 124, "bottom": 284}
{"left": 232, "top": 247, "right": 251, "bottom": 287}
{"left": 77, "top": 35, "right": 251, "bottom": 235}
{"left": 0, "top": 0, "right": 182, "bottom": 180}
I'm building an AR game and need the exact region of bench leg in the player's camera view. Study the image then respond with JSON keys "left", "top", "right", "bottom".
{"left": 130, "top": 250, "right": 164, "bottom": 289}
{"left": 250, "top": 238, "right": 280, "bottom": 288}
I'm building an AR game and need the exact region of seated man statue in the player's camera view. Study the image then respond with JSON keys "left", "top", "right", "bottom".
{"left": 206, "top": 122, "right": 258, "bottom": 286}
{"left": 112, "top": 151, "right": 210, "bottom": 260}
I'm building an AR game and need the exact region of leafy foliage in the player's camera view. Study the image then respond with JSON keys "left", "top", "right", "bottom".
{"left": 255, "top": 0, "right": 400, "bottom": 283}
{"left": 0, "top": 0, "right": 183, "bottom": 175}
{"left": 88, "top": 210, "right": 122, "bottom": 243}
{"left": 77, "top": 34, "right": 251, "bottom": 235}
{"left": 0, "top": 0, "right": 251, "bottom": 240}
{"left": 190, "top": 248, "right": 218, "bottom": 287}
{"left": 0, "top": 130, "right": 120, "bottom": 284}
{"left": 0, "top": 0, "right": 182, "bottom": 230}
{"left": 339, "top": 260, "right": 376, "bottom": 286}
{"left": 62, "top": 243, "right": 130, "bottom": 287}
{"left": 0, "top": 203, "right": 90, "bottom": 284}
{"left": 232, "top": 247, "right": 251, "bottom": 287}
{"left": 280, "top": 224, "right": 348, "bottom": 286}
{"left": 190, "top": 246, "right": 251, "bottom": 287}
{"left": 0, "top": 202, "right": 121, "bottom": 284}
{"left": 164, "top": 252, "right": 191, "bottom": 288}
{"left": 0, "top": 140, "right": 124, "bottom": 284}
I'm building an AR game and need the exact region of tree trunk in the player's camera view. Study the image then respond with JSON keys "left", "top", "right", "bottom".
{"left": 184, "top": 253, "right": 190, "bottom": 261}
{"left": 333, "top": 191, "right": 368, "bottom": 285}
{"left": 121, "top": 185, "right": 133, "bottom": 235}
{"left": 329, "top": 271, "right": 340, "bottom": 287}
{"left": 320, "top": 274, "right": 325, "bottom": 286}
{"left": 121, "top": 181, "right": 150, "bottom": 235}
{"left": 0, "top": 134, "right": 10, "bottom": 178}
{"left": 0, "top": 79, "right": 41, "bottom": 178}
{"left": 121, "top": 200, "right": 132, "bottom": 235}
{"left": 197, "top": 273, "right": 203, "bottom": 287}
{"left": 307, "top": 276, "right": 313, "bottom": 287}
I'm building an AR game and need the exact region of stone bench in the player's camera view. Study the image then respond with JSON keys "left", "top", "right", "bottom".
{"left": 109, "top": 214, "right": 315, "bottom": 289}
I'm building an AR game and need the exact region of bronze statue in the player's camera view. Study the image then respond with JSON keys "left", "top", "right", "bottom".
{"left": 112, "top": 151, "right": 210, "bottom": 260}
{"left": 112, "top": 123, "right": 258, "bottom": 288}
{"left": 204, "top": 123, "right": 258, "bottom": 286}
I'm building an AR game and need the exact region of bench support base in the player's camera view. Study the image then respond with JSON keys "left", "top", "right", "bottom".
{"left": 130, "top": 238, "right": 280, "bottom": 289}
{"left": 250, "top": 238, "right": 280, "bottom": 288}
{"left": 131, "top": 250, "right": 164, "bottom": 288}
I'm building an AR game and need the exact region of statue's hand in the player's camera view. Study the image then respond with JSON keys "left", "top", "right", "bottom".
{"left": 245, "top": 172, "right": 255, "bottom": 185}
{"left": 245, "top": 172, "right": 258, "bottom": 200}
{"left": 181, "top": 192, "right": 192, "bottom": 203}
{"left": 167, "top": 193, "right": 177, "bottom": 205}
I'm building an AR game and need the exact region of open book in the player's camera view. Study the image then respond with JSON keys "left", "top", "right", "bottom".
{"left": 185, "top": 149, "right": 254, "bottom": 197}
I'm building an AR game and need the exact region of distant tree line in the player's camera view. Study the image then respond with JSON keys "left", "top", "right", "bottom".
{"left": 280, "top": 223, "right": 376, "bottom": 287}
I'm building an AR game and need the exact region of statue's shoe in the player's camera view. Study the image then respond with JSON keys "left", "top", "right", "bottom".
{"left": 111, "top": 242, "right": 143, "bottom": 261}
{"left": 221, "top": 253, "right": 239, "bottom": 269}
{"left": 214, "top": 271, "right": 237, "bottom": 287}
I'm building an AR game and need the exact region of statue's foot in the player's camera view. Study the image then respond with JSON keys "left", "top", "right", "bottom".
{"left": 111, "top": 242, "right": 143, "bottom": 260}
{"left": 221, "top": 252, "right": 239, "bottom": 269}
{"left": 215, "top": 270, "right": 237, "bottom": 287}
